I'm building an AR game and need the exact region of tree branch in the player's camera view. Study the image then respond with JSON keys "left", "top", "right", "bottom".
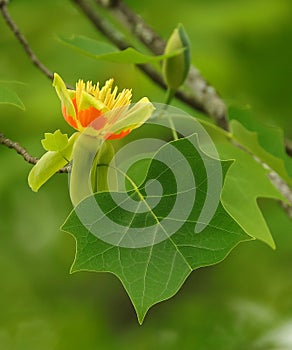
{"left": 0, "top": 132, "right": 69, "bottom": 173}
{"left": 269, "top": 171, "right": 292, "bottom": 218}
{"left": 95, "top": 0, "right": 165, "bottom": 55}
{"left": 95, "top": 0, "right": 228, "bottom": 129}
{"left": 99, "top": 0, "right": 290, "bottom": 152}
{"left": 0, "top": 132, "right": 38, "bottom": 165}
{"left": 72, "top": 0, "right": 228, "bottom": 129}
{"left": 285, "top": 139, "right": 292, "bottom": 157}
{"left": 70, "top": 0, "right": 292, "bottom": 218}
{"left": 0, "top": 0, "right": 54, "bottom": 81}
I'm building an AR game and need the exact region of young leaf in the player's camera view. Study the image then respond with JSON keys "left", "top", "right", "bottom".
{"left": 60, "top": 35, "right": 184, "bottom": 64}
{"left": 28, "top": 132, "right": 79, "bottom": 192}
{"left": 0, "top": 85, "right": 25, "bottom": 110}
{"left": 41, "top": 129, "right": 69, "bottom": 152}
{"left": 62, "top": 135, "right": 251, "bottom": 324}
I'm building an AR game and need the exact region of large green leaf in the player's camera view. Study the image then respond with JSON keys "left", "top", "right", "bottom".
{"left": 62, "top": 135, "right": 250, "bottom": 323}
{"left": 0, "top": 85, "right": 25, "bottom": 110}
{"left": 60, "top": 35, "right": 184, "bottom": 64}
{"left": 228, "top": 107, "right": 292, "bottom": 183}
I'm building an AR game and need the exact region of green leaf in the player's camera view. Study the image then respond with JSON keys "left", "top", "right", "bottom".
{"left": 28, "top": 132, "right": 80, "bottom": 192}
{"left": 62, "top": 135, "right": 250, "bottom": 323}
{"left": 60, "top": 35, "right": 184, "bottom": 64}
{"left": 41, "top": 129, "right": 69, "bottom": 152}
{"left": 228, "top": 107, "right": 292, "bottom": 184}
{"left": 0, "top": 85, "right": 25, "bottom": 110}
{"left": 201, "top": 121, "right": 287, "bottom": 248}
{"left": 219, "top": 143, "right": 285, "bottom": 249}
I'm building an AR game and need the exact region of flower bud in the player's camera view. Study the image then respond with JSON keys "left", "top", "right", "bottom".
{"left": 162, "top": 24, "right": 191, "bottom": 90}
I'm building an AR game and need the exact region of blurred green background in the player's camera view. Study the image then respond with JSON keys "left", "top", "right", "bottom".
{"left": 1, "top": 0, "right": 292, "bottom": 349}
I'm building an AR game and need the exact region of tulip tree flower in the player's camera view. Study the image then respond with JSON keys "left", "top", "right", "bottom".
{"left": 52, "top": 73, "right": 155, "bottom": 205}
{"left": 53, "top": 73, "right": 154, "bottom": 139}
{"left": 28, "top": 73, "right": 155, "bottom": 201}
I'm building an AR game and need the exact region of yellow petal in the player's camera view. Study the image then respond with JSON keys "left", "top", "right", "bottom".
{"left": 106, "top": 97, "right": 155, "bottom": 135}
{"left": 53, "top": 73, "right": 76, "bottom": 118}
{"left": 78, "top": 89, "right": 109, "bottom": 113}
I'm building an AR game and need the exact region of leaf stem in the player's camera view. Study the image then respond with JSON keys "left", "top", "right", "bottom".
{"left": 164, "top": 87, "right": 175, "bottom": 105}
{"left": 164, "top": 88, "right": 179, "bottom": 141}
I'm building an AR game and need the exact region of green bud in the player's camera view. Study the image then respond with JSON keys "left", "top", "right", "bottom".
{"left": 162, "top": 24, "right": 191, "bottom": 90}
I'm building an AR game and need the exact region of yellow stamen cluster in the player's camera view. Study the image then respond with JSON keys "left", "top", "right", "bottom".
{"left": 75, "top": 78, "right": 132, "bottom": 110}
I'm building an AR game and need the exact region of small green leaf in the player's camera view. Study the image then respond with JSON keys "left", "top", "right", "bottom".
{"left": 62, "top": 135, "right": 250, "bottom": 323}
{"left": 41, "top": 129, "right": 69, "bottom": 152}
{"left": 0, "top": 85, "right": 25, "bottom": 110}
{"left": 60, "top": 35, "right": 184, "bottom": 64}
{"left": 28, "top": 132, "right": 80, "bottom": 192}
